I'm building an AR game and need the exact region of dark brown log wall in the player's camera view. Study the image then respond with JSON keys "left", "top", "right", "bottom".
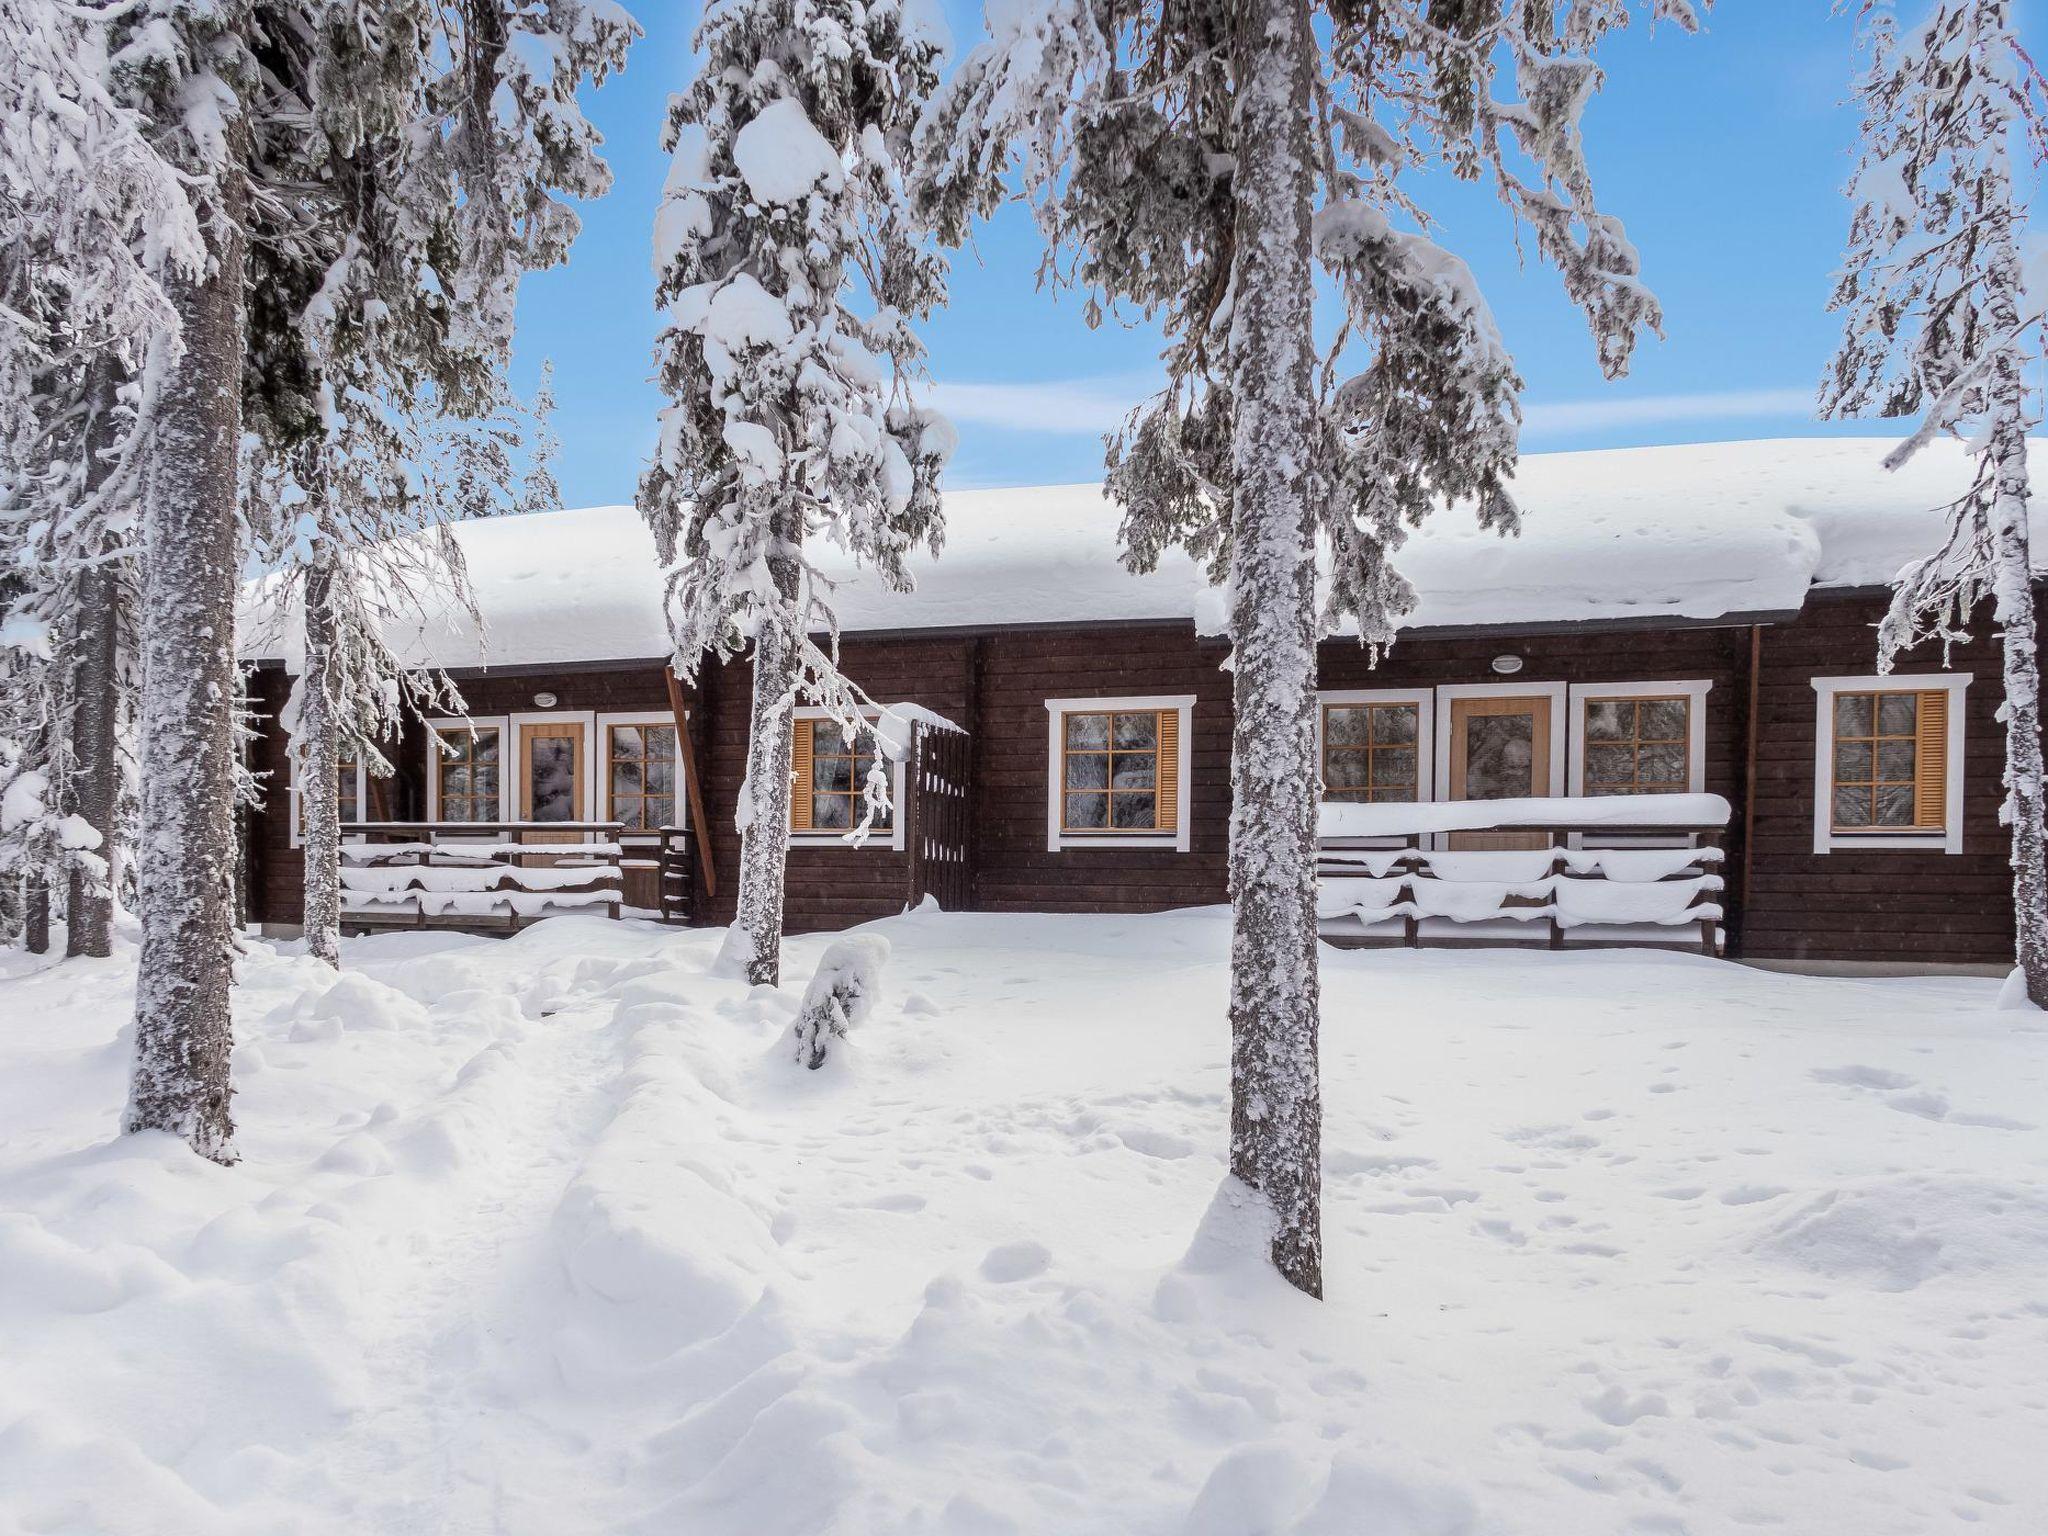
{"left": 1741, "top": 591, "right": 2024, "bottom": 967}
{"left": 243, "top": 596, "right": 2030, "bottom": 967}
{"left": 970, "top": 624, "right": 1235, "bottom": 914}
{"left": 698, "top": 635, "right": 976, "bottom": 932}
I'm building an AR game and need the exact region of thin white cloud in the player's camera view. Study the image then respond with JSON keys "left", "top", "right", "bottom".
{"left": 1521, "top": 386, "right": 1816, "bottom": 436}
{"left": 922, "top": 373, "right": 1161, "bottom": 436}
{"left": 923, "top": 376, "right": 1819, "bottom": 442}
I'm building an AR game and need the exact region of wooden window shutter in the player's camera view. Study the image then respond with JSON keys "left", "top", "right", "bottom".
{"left": 790, "top": 718, "right": 814, "bottom": 832}
{"left": 1913, "top": 689, "right": 1948, "bottom": 830}
{"left": 1155, "top": 709, "right": 1180, "bottom": 832}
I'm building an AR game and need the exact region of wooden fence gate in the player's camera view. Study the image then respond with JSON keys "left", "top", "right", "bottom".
{"left": 905, "top": 721, "right": 972, "bottom": 912}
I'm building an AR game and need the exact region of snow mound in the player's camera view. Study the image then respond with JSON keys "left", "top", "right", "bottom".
{"left": 1753, "top": 1177, "right": 2048, "bottom": 1291}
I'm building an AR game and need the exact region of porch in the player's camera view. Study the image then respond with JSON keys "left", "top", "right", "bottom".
{"left": 333, "top": 821, "right": 691, "bottom": 932}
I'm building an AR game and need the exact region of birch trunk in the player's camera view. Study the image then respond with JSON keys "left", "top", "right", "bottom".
{"left": 1223, "top": 0, "right": 1324, "bottom": 1297}
{"left": 729, "top": 501, "right": 803, "bottom": 988}
{"left": 298, "top": 558, "right": 343, "bottom": 968}
{"left": 124, "top": 159, "right": 246, "bottom": 1163}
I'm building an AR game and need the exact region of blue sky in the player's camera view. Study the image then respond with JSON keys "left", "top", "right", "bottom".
{"left": 510, "top": 3, "right": 1902, "bottom": 509}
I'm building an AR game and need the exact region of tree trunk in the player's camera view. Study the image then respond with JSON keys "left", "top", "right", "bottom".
{"left": 1222, "top": 0, "right": 1324, "bottom": 1297}
{"left": 65, "top": 562, "right": 123, "bottom": 958}
{"left": 299, "top": 558, "right": 343, "bottom": 968}
{"left": 1979, "top": 161, "right": 2048, "bottom": 1008}
{"left": 1986, "top": 383, "right": 2048, "bottom": 1006}
{"left": 124, "top": 158, "right": 246, "bottom": 1164}
{"left": 726, "top": 503, "right": 803, "bottom": 988}
{"left": 66, "top": 366, "right": 125, "bottom": 959}
{"left": 24, "top": 876, "right": 51, "bottom": 955}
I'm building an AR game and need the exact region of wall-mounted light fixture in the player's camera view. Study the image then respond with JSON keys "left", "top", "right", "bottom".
{"left": 1490, "top": 655, "right": 1524, "bottom": 676}
{"left": 533, "top": 691, "right": 559, "bottom": 708}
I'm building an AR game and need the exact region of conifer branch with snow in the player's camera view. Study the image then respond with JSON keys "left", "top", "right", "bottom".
{"left": 1821, "top": 0, "right": 2048, "bottom": 1006}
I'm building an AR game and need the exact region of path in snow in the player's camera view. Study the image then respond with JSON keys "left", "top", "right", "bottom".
{"left": 1, "top": 909, "right": 2045, "bottom": 1535}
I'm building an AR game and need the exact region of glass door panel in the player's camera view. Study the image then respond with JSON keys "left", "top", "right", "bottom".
{"left": 1448, "top": 696, "right": 1551, "bottom": 851}
{"left": 518, "top": 720, "right": 586, "bottom": 845}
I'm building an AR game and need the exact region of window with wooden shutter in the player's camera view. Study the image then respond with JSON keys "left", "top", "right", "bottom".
{"left": 1829, "top": 687, "right": 1950, "bottom": 832}
{"left": 1062, "top": 708, "right": 1176, "bottom": 832}
{"left": 790, "top": 718, "right": 814, "bottom": 832}
{"left": 790, "top": 715, "right": 892, "bottom": 835}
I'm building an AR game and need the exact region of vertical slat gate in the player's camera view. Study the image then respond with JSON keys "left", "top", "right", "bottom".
{"left": 905, "top": 722, "right": 973, "bottom": 913}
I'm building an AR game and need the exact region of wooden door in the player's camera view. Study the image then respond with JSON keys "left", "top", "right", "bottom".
{"left": 518, "top": 720, "right": 586, "bottom": 846}
{"left": 1447, "top": 695, "right": 1551, "bottom": 851}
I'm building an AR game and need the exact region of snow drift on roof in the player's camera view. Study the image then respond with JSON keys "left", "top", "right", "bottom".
{"left": 245, "top": 437, "right": 2037, "bottom": 671}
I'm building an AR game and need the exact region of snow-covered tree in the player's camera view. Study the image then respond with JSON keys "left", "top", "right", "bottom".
{"left": 0, "top": 0, "right": 201, "bottom": 959}
{"left": 1822, "top": 0, "right": 2048, "bottom": 1006}
{"left": 640, "top": 0, "right": 954, "bottom": 987}
{"left": 114, "top": 0, "right": 629, "bottom": 1151}
{"left": 251, "top": 5, "right": 631, "bottom": 969}
{"left": 917, "top": 0, "right": 1699, "bottom": 1294}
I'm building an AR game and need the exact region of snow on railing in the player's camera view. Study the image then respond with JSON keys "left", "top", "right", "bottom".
{"left": 1316, "top": 795, "right": 1728, "bottom": 953}
{"left": 337, "top": 821, "right": 628, "bottom": 929}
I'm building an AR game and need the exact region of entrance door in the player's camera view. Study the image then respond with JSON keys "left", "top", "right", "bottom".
{"left": 1447, "top": 695, "right": 1551, "bottom": 851}
{"left": 518, "top": 719, "right": 586, "bottom": 846}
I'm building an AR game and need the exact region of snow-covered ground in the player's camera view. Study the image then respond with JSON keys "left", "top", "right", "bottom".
{"left": 2, "top": 908, "right": 2044, "bottom": 1535}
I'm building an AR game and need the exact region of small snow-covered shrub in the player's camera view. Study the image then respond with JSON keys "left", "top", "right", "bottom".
{"left": 791, "top": 936, "right": 889, "bottom": 1071}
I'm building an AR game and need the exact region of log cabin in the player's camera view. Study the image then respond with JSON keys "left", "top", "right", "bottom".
{"left": 238, "top": 437, "right": 2047, "bottom": 975}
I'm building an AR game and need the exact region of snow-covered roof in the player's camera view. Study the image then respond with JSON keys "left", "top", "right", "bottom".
{"left": 246, "top": 437, "right": 2036, "bottom": 671}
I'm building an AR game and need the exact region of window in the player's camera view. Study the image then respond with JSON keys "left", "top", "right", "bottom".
{"left": 1810, "top": 674, "right": 1969, "bottom": 854}
{"left": 792, "top": 717, "right": 891, "bottom": 834}
{"left": 1321, "top": 701, "right": 1420, "bottom": 803}
{"left": 1583, "top": 696, "right": 1690, "bottom": 795}
{"left": 336, "top": 756, "right": 361, "bottom": 823}
{"left": 286, "top": 742, "right": 373, "bottom": 848}
{"left": 1830, "top": 690, "right": 1943, "bottom": 831}
{"left": 1564, "top": 679, "right": 1711, "bottom": 800}
{"left": 1062, "top": 709, "right": 1174, "bottom": 830}
{"left": 788, "top": 711, "right": 906, "bottom": 848}
{"left": 605, "top": 721, "right": 679, "bottom": 833}
{"left": 435, "top": 725, "right": 502, "bottom": 823}
{"left": 1043, "top": 695, "right": 1193, "bottom": 852}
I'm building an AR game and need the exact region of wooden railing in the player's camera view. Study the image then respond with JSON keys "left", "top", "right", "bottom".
{"left": 657, "top": 826, "right": 694, "bottom": 925}
{"left": 1317, "top": 800, "right": 1729, "bottom": 954}
{"left": 336, "top": 821, "right": 627, "bottom": 931}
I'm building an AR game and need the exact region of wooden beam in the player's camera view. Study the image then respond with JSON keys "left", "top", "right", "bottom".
{"left": 1740, "top": 622, "right": 1761, "bottom": 951}
{"left": 665, "top": 666, "right": 717, "bottom": 899}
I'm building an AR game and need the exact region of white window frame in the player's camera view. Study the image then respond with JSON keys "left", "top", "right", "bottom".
{"left": 1043, "top": 694, "right": 1196, "bottom": 853}
{"left": 1315, "top": 688, "right": 1434, "bottom": 806}
{"left": 1566, "top": 678, "right": 1713, "bottom": 797}
{"left": 1431, "top": 681, "right": 1569, "bottom": 804}
{"left": 595, "top": 710, "right": 688, "bottom": 844}
{"left": 424, "top": 714, "right": 511, "bottom": 823}
{"left": 1809, "top": 672, "right": 1970, "bottom": 855}
{"left": 791, "top": 705, "right": 908, "bottom": 852}
{"left": 285, "top": 754, "right": 372, "bottom": 850}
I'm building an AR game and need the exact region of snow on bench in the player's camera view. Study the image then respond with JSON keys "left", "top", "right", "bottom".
{"left": 1315, "top": 796, "right": 1727, "bottom": 951}
{"left": 1319, "top": 792, "right": 1731, "bottom": 840}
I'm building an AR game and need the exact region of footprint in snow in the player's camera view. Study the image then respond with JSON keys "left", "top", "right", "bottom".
{"left": 980, "top": 1240, "right": 1051, "bottom": 1282}
{"left": 1719, "top": 1185, "right": 1789, "bottom": 1206}
{"left": 859, "top": 1193, "right": 927, "bottom": 1214}
{"left": 1586, "top": 1385, "right": 1669, "bottom": 1427}
{"left": 1812, "top": 1064, "right": 1916, "bottom": 1091}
